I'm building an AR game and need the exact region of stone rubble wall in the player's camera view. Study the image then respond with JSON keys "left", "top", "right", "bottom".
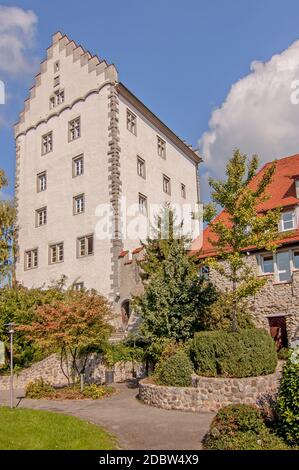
{"left": 208, "top": 255, "right": 299, "bottom": 343}
{"left": 0, "top": 353, "right": 145, "bottom": 391}
{"left": 138, "top": 364, "right": 283, "bottom": 412}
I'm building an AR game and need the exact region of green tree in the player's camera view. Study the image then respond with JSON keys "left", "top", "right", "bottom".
{"left": 0, "top": 169, "right": 15, "bottom": 285}
{"left": 0, "top": 282, "right": 66, "bottom": 371}
{"left": 133, "top": 205, "right": 216, "bottom": 344}
{"left": 19, "top": 289, "right": 114, "bottom": 384}
{"left": 204, "top": 150, "right": 281, "bottom": 331}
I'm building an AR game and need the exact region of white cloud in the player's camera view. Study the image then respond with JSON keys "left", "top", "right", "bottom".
{"left": 199, "top": 40, "right": 299, "bottom": 199}
{"left": 0, "top": 6, "right": 38, "bottom": 75}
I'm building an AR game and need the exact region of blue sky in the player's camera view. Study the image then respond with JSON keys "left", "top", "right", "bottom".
{"left": 2, "top": 0, "right": 299, "bottom": 199}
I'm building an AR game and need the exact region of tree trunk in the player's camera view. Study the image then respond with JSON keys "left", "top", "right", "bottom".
{"left": 231, "top": 276, "right": 238, "bottom": 333}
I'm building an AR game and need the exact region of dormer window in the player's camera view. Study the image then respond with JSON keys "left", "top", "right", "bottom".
{"left": 295, "top": 179, "right": 299, "bottom": 199}
{"left": 281, "top": 211, "right": 295, "bottom": 232}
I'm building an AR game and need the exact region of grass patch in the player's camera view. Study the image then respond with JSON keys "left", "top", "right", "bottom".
{"left": 0, "top": 407, "right": 118, "bottom": 450}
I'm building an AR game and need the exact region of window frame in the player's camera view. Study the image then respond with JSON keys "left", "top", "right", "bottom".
{"left": 138, "top": 193, "right": 147, "bottom": 215}
{"left": 157, "top": 136, "right": 166, "bottom": 158}
{"left": 25, "top": 248, "right": 38, "bottom": 270}
{"left": 35, "top": 207, "right": 47, "bottom": 227}
{"left": 73, "top": 282, "right": 84, "bottom": 291}
{"left": 126, "top": 109, "right": 137, "bottom": 135}
{"left": 77, "top": 234, "right": 94, "bottom": 258}
{"left": 73, "top": 194, "right": 85, "bottom": 215}
{"left": 280, "top": 210, "right": 295, "bottom": 232}
{"left": 163, "top": 174, "right": 171, "bottom": 195}
{"left": 54, "top": 75, "right": 60, "bottom": 87}
{"left": 68, "top": 116, "right": 81, "bottom": 142}
{"left": 72, "top": 154, "right": 84, "bottom": 177}
{"left": 259, "top": 248, "right": 299, "bottom": 283}
{"left": 37, "top": 171, "right": 47, "bottom": 192}
{"left": 137, "top": 156, "right": 146, "bottom": 179}
{"left": 41, "top": 131, "right": 53, "bottom": 155}
{"left": 49, "top": 242, "right": 64, "bottom": 265}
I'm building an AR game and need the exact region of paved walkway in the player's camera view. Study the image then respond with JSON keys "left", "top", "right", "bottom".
{"left": 0, "top": 382, "right": 214, "bottom": 450}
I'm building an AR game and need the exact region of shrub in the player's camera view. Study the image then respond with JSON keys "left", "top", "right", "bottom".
{"left": 277, "top": 347, "right": 291, "bottom": 361}
{"left": 103, "top": 342, "right": 145, "bottom": 369}
{"left": 201, "top": 293, "right": 255, "bottom": 331}
{"left": 204, "top": 404, "right": 288, "bottom": 450}
{"left": 156, "top": 350, "right": 193, "bottom": 387}
{"left": 277, "top": 352, "right": 299, "bottom": 445}
{"left": 25, "top": 378, "right": 54, "bottom": 399}
{"left": 189, "top": 329, "right": 277, "bottom": 377}
{"left": 82, "top": 384, "right": 114, "bottom": 400}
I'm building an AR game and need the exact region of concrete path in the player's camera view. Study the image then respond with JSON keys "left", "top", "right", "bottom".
{"left": 0, "top": 382, "right": 214, "bottom": 450}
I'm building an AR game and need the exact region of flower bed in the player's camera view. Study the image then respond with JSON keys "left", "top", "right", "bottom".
{"left": 139, "top": 364, "right": 283, "bottom": 412}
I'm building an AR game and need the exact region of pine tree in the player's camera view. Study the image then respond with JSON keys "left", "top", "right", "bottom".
{"left": 133, "top": 205, "right": 216, "bottom": 342}
{"left": 204, "top": 150, "right": 282, "bottom": 332}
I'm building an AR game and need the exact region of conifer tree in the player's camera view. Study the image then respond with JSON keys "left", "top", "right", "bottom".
{"left": 133, "top": 205, "right": 216, "bottom": 342}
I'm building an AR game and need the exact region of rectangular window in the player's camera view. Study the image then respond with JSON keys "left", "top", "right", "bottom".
{"left": 36, "top": 207, "right": 47, "bottom": 227}
{"left": 49, "top": 96, "right": 55, "bottom": 109}
{"left": 41, "top": 132, "right": 53, "bottom": 155}
{"left": 54, "top": 61, "right": 60, "bottom": 73}
{"left": 157, "top": 136, "right": 166, "bottom": 158}
{"left": 296, "top": 179, "right": 299, "bottom": 199}
{"left": 127, "top": 109, "right": 137, "bottom": 135}
{"left": 73, "top": 282, "right": 84, "bottom": 291}
{"left": 77, "top": 235, "right": 94, "bottom": 257}
{"left": 261, "top": 254, "right": 274, "bottom": 274}
{"left": 72, "top": 155, "right": 84, "bottom": 177}
{"left": 138, "top": 193, "right": 147, "bottom": 215}
{"left": 137, "top": 156, "right": 145, "bottom": 178}
{"left": 163, "top": 175, "right": 171, "bottom": 195}
{"left": 37, "top": 171, "right": 47, "bottom": 192}
{"left": 293, "top": 250, "right": 299, "bottom": 270}
{"left": 49, "top": 242, "right": 64, "bottom": 264}
{"left": 49, "top": 90, "right": 64, "bottom": 109}
{"left": 25, "top": 249, "right": 38, "bottom": 270}
{"left": 276, "top": 251, "right": 292, "bottom": 282}
{"left": 181, "top": 183, "right": 186, "bottom": 199}
{"left": 69, "top": 117, "right": 81, "bottom": 141}
{"left": 281, "top": 211, "right": 295, "bottom": 231}
{"left": 73, "top": 194, "right": 85, "bottom": 215}
{"left": 54, "top": 75, "right": 60, "bottom": 87}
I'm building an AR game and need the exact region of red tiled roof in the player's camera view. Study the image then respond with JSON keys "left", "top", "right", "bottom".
{"left": 132, "top": 246, "right": 144, "bottom": 254}
{"left": 192, "top": 153, "right": 299, "bottom": 258}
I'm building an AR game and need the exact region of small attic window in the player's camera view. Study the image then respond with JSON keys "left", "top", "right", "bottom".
{"left": 295, "top": 179, "right": 299, "bottom": 199}
{"left": 54, "top": 61, "right": 60, "bottom": 73}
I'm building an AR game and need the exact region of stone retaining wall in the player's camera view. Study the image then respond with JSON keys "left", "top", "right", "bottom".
{"left": 0, "top": 353, "right": 145, "bottom": 391}
{"left": 138, "top": 364, "right": 283, "bottom": 412}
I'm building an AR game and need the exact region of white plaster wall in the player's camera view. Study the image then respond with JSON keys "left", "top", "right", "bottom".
{"left": 118, "top": 95, "right": 199, "bottom": 253}
{"left": 16, "top": 36, "right": 113, "bottom": 135}
{"left": 16, "top": 88, "right": 112, "bottom": 296}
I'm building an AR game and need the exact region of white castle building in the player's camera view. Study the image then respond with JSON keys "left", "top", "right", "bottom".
{"left": 14, "top": 32, "right": 201, "bottom": 326}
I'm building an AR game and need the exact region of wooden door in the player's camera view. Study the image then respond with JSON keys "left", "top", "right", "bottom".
{"left": 268, "top": 316, "right": 288, "bottom": 350}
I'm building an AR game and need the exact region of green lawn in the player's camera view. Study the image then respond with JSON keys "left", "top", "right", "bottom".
{"left": 0, "top": 407, "right": 118, "bottom": 450}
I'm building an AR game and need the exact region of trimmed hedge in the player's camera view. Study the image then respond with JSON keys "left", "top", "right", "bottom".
{"left": 190, "top": 329, "right": 277, "bottom": 378}
{"left": 156, "top": 350, "right": 193, "bottom": 387}
{"left": 204, "top": 404, "right": 288, "bottom": 450}
{"left": 277, "top": 354, "right": 299, "bottom": 445}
